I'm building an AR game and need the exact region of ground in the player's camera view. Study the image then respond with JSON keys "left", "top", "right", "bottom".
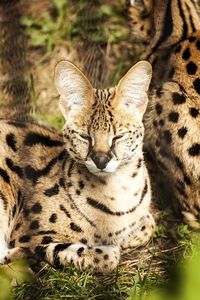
{"left": 1, "top": 1, "right": 200, "bottom": 299}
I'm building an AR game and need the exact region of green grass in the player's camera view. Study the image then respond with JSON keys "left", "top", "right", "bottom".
{"left": 8, "top": 218, "right": 195, "bottom": 300}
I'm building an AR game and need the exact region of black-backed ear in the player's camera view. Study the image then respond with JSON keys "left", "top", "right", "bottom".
{"left": 114, "top": 61, "right": 152, "bottom": 116}
{"left": 54, "top": 60, "right": 94, "bottom": 118}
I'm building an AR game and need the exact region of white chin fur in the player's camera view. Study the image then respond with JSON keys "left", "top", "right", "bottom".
{"left": 85, "top": 160, "right": 121, "bottom": 175}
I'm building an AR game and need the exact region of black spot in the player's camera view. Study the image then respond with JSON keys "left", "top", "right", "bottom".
{"left": 6, "top": 158, "right": 23, "bottom": 178}
{"left": 6, "top": 134, "right": 17, "bottom": 152}
{"left": 172, "top": 93, "right": 186, "bottom": 104}
{"left": 94, "top": 234, "right": 101, "bottom": 239}
{"left": 24, "top": 132, "right": 63, "bottom": 147}
{"left": 44, "top": 184, "right": 59, "bottom": 197}
{"left": 9, "top": 240, "right": 15, "bottom": 248}
{"left": 78, "top": 180, "right": 85, "bottom": 189}
{"left": 182, "top": 47, "right": 191, "bottom": 60}
{"left": 95, "top": 248, "right": 103, "bottom": 254}
{"left": 30, "top": 220, "right": 39, "bottom": 230}
{"left": 104, "top": 254, "right": 109, "bottom": 260}
{"left": 190, "top": 107, "right": 199, "bottom": 118}
{"left": 132, "top": 172, "right": 137, "bottom": 178}
{"left": 168, "top": 112, "right": 179, "bottom": 122}
{"left": 159, "top": 119, "right": 164, "bottom": 126}
{"left": 77, "top": 247, "right": 84, "bottom": 257}
{"left": 49, "top": 213, "right": 57, "bottom": 223}
{"left": 42, "top": 236, "right": 53, "bottom": 244}
{"left": 31, "top": 202, "right": 42, "bottom": 214}
{"left": 189, "top": 36, "right": 196, "bottom": 42}
{"left": 59, "top": 177, "right": 65, "bottom": 188}
{"left": 188, "top": 143, "right": 200, "bottom": 156}
{"left": 15, "top": 223, "right": 21, "bottom": 231}
{"left": 186, "top": 61, "right": 197, "bottom": 75}
{"left": 196, "top": 40, "right": 200, "bottom": 50}
{"left": 137, "top": 159, "right": 142, "bottom": 169}
{"left": 156, "top": 86, "right": 163, "bottom": 97}
{"left": 175, "top": 156, "right": 184, "bottom": 170}
{"left": 94, "top": 258, "right": 100, "bottom": 264}
{"left": 60, "top": 204, "right": 71, "bottom": 218}
{"left": 76, "top": 189, "right": 81, "bottom": 195}
{"left": 153, "top": 120, "right": 158, "bottom": 127}
{"left": 80, "top": 238, "right": 87, "bottom": 244}
{"left": 193, "top": 78, "right": 200, "bottom": 94}
{"left": 0, "top": 168, "right": 10, "bottom": 184}
{"left": 178, "top": 127, "right": 187, "bottom": 138}
{"left": 174, "top": 44, "right": 181, "bottom": 53}
{"left": 141, "top": 225, "right": 146, "bottom": 231}
{"left": 70, "top": 222, "right": 82, "bottom": 232}
{"left": 184, "top": 174, "right": 191, "bottom": 186}
{"left": 163, "top": 130, "right": 172, "bottom": 144}
{"left": 19, "top": 235, "right": 31, "bottom": 243}
{"left": 155, "top": 103, "right": 163, "bottom": 115}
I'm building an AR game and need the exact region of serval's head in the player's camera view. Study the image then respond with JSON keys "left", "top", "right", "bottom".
{"left": 55, "top": 60, "right": 152, "bottom": 176}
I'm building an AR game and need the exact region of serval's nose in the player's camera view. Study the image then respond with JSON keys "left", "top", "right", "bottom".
{"left": 91, "top": 151, "right": 112, "bottom": 170}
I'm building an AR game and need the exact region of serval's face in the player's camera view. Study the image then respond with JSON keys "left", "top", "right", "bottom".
{"left": 55, "top": 60, "right": 152, "bottom": 176}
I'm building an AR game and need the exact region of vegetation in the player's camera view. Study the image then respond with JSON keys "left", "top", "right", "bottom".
{"left": 1, "top": 0, "right": 200, "bottom": 299}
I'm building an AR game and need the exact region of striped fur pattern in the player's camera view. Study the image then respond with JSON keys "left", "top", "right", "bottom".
{"left": 0, "top": 61, "right": 154, "bottom": 272}
{"left": 129, "top": 0, "right": 200, "bottom": 227}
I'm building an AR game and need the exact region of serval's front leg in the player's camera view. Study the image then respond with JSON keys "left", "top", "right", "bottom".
{"left": 5, "top": 236, "right": 120, "bottom": 273}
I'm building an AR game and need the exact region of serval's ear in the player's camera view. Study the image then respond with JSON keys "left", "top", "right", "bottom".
{"left": 114, "top": 61, "right": 152, "bottom": 116}
{"left": 54, "top": 60, "right": 94, "bottom": 118}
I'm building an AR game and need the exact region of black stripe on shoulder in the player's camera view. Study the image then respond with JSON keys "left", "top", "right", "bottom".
{"left": 177, "top": 0, "right": 188, "bottom": 41}
{"left": 6, "top": 133, "right": 17, "bottom": 152}
{"left": 149, "top": 0, "right": 173, "bottom": 55}
{"left": 0, "top": 168, "right": 10, "bottom": 184}
{"left": 185, "top": 2, "right": 196, "bottom": 32}
{"left": 25, "top": 150, "right": 67, "bottom": 184}
{"left": 6, "top": 158, "right": 24, "bottom": 178}
{"left": 24, "top": 132, "right": 64, "bottom": 147}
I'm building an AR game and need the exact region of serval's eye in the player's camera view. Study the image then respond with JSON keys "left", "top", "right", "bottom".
{"left": 112, "top": 134, "right": 124, "bottom": 142}
{"left": 79, "top": 134, "right": 92, "bottom": 144}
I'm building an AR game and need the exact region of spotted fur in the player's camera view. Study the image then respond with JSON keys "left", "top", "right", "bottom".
{"left": 129, "top": 0, "right": 200, "bottom": 228}
{"left": 0, "top": 61, "right": 154, "bottom": 272}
